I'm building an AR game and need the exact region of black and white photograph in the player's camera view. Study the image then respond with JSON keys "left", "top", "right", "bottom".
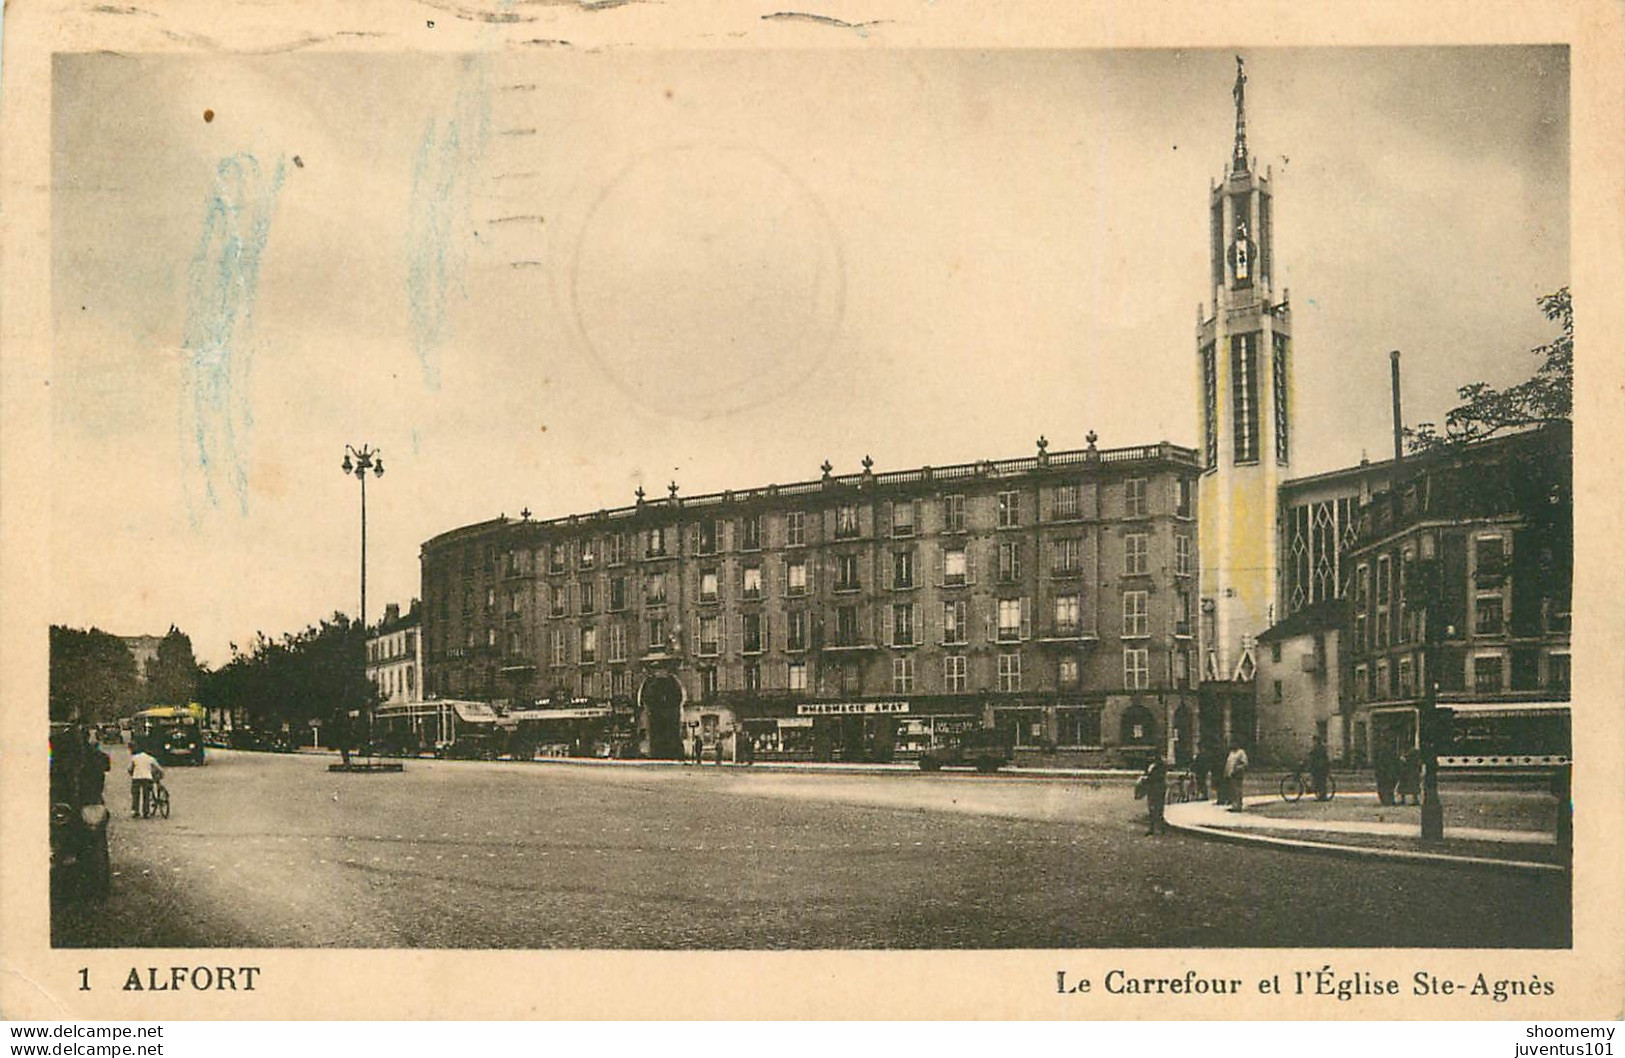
{"left": 5, "top": 0, "right": 1623, "bottom": 1024}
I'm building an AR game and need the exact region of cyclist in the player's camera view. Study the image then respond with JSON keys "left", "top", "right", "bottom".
{"left": 127, "top": 741, "right": 164, "bottom": 818}
{"left": 1307, "top": 736, "right": 1331, "bottom": 802}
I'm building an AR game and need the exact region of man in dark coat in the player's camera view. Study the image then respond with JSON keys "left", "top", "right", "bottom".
{"left": 1141, "top": 757, "right": 1169, "bottom": 836}
{"left": 1308, "top": 736, "right": 1331, "bottom": 801}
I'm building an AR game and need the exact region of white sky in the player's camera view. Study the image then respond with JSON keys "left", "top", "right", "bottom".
{"left": 50, "top": 46, "right": 1569, "bottom": 667}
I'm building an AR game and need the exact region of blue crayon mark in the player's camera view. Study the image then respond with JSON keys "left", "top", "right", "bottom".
{"left": 181, "top": 154, "right": 286, "bottom": 523}
{"left": 405, "top": 56, "right": 492, "bottom": 389}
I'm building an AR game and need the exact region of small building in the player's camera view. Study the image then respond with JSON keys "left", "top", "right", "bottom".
{"left": 1253, "top": 600, "right": 1343, "bottom": 766}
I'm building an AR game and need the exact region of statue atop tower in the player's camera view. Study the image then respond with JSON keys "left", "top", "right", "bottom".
{"left": 1232, "top": 55, "right": 1249, "bottom": 174}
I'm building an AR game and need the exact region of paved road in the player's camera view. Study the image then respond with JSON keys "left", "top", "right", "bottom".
{"left": 52, "top": 747, "right": 1570, "bottom": 949}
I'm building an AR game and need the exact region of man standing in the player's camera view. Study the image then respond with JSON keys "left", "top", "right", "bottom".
{"left": 1308, "top": 735, "right": 1331, "bottom": 802}
{"left": 127, "top": 742, "right": 164, "bottom": 818}
{"left": 1224, "top": 742, "right": 1249, "bottom": 812}
{"left": 1140, "top": 756, "right": 1169, "bottom": 836}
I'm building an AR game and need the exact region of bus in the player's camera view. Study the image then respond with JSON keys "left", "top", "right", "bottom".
{"left": 130, "top": 704, "right": 207, "bottom": 766}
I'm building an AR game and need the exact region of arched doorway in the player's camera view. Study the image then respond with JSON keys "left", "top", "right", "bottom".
{"left": 639, "top": 673, "right": 685, "bottom": 760}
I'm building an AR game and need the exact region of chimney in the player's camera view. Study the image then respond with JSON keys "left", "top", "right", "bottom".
{"left": 385, "top": 603, "right": 400, "bottom": 625}
{"left": 1389, "top": 350, "right": 1404, "bottom": 464}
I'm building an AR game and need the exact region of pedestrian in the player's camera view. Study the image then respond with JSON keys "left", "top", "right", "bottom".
{"left": 1307, "top": 735, "right": 1331, "bottom": 802}
{"left": 739, "top": 729, "right": 755, "bottom": 766}
{"left": 127, "top": 742, "right": 164, "bottom": 819}
{"left": 1224, "top": 742, "right": 1249, "bottom": 812}
{"left": 690, "top": 729, "right": 704, "bottom": 766}
{"left": 1397, "top": 747, "right": 1421, "bottom": 806}
{"left": 1140, "top": 756, "right": 1169, "bottom": 835}
{"left": 1374, "top": 749, "right": 1396, "bottom": 806}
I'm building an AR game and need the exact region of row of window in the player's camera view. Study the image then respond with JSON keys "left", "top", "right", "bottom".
{"left": 1351, "top": 650, "right": 1571, "bottom": 703}
{"left": 443, "top": 587, "right": 1195, "bottom": 659}
{"left": 371, "top": 663, "right": 417, "bottom": 701}
{"left": 365, "top": 631, "right": 418, "bottom": 664}
{"left": 501, "top": 648, "right": 1183, "bottom": 700}
{"left": 451, "top": 535, "right": 1195, "bottom": 620}
{"left": 1349, "top": 533, "right": 1570, "bottom": 654}
{"left": 448, "top": 479, "right": 1196, "bottom": 580}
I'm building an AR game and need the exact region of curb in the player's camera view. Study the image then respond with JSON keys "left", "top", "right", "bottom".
{"left": 1164, "top": 803, "right": 1568, "bottom": 876}
{"left": 515, "top": 755, "right": 1142, "bottom": 780}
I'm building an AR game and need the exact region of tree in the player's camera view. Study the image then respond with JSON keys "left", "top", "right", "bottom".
{"left": 1407, "top": 288, "right": 1571, "bottom": 452}
{"left": 196, "top": 611, "right": 373, "bottom": 745}
{"left": 49, "top": 626, "right": 141, "bottom": 723}
{"left": 144, "top": 625, "right": 200, "bottom": 705}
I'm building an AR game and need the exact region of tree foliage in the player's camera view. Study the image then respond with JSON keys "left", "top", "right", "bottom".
{"left": 196, "top": 612, "right": 374, "bottom": 739}
{"left": 1407, "top": 288, "right": 1572, "bottom": 452}
{"left": 144, "top": 625, "right": 200, "bottom": 705}
{"left": 49, "top": 626, "right": 141, "bottom": 723}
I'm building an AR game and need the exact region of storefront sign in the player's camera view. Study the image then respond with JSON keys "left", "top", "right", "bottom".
{"left": 796, "top": 701, "right": 910, "bottom": 716}
{"left": 513, "top": 707, "right": 612, "bottom": 721}
{"left": 776, "top": 718, "right": 814, "bottom": 729}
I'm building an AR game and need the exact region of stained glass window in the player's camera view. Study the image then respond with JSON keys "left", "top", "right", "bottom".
{"left": 1231, "top": 333, "right": 1259, "bottom": 463}
{"left": 1273, "top": 333, "right": 1290, "bottom": 465}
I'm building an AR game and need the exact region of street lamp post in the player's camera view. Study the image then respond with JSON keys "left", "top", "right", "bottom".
{"left": 1418, "top": 552, "right": 1447, "bottom": 842}
{"left": 341, "top": 444, "right": 384, "bottom": 757}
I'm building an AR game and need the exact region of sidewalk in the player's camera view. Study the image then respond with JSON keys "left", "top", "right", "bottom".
{"left": 1165, "top": 792, "right": 1568, "bottom": 874}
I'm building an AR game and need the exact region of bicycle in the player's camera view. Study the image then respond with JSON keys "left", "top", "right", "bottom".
{"left": 150, "top": 780, "right": 170, "bottom": 819}
{"left": 1279, "top": 768, "right": 1336, "bottom": 803}
{"left": 1167, "top": 770, "right": 1199, "bottom": 804}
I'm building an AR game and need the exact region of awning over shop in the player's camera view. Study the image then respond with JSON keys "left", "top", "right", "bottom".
{"left": 1446, "top": 700, "right": 1570, "bottom": 716}
{"left": 449, "top": 700, "right": 501, "bottom": 724}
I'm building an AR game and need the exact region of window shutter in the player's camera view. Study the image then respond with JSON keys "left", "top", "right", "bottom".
{"left": 883, "top": 603, "right": 893, "bottom": 647}
{"left": 982, "top": 603, "right": 993, "bottom": 643}
{"left": 735, "top": 614, "right": 745, "bottom": 658}
{"left": 882, "top": 500, "right": 893, "bottom": 537}
{"left": 1021, "top": 597, "right": 1032, "bottom": 640}
{"left": 1013, "top": 543, "right": 1022, "bottom": 581}
{"left": 808, "top": 558, "right": 816, "bottom": 594}
{"left": 689, "top": 525, "right": 699, "bottom": 554}
{"left": 912, "top": 604, "right": 922, "bottom": 647}
{"left": 764, "top": 614, "right": 773, "bottom": 654}
{"left": 966, "top": 545, "right": 977, "bottom": 585}
{"left": 935, "top": 544, "right": 944, "bottom": 586}
{"left": 912, "top": 499, "right": 922, "bottom": 534}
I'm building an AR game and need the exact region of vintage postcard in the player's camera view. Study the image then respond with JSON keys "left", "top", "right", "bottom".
{"left": 3, "top": 0, "right": 1623, "bottom": 1022}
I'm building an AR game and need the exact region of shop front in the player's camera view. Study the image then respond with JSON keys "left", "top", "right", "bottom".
{"left": 509, "top": 700, "right": 632, "bottom": 758}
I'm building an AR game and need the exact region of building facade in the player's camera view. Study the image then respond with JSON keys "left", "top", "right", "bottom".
{"left": 1253, "top": 601, "right": 1343, "bottom": 766}
{"left": 366, "top": 601, "right": 423, "bottom": 708}
{"left": 419, "top": 438, "right": 1204, "bottom": 765}
{"left": 1342, "top": 425, "right": 1572, "bottom": 770}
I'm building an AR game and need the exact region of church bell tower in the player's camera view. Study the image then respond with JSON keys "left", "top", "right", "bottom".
{"left": 1197, "top": 56, "right": 1293, "bottom": 682}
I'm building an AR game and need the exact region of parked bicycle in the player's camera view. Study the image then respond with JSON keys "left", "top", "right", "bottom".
{"left": 1279, "top": 768, "right": 1336, "bottom": 803}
